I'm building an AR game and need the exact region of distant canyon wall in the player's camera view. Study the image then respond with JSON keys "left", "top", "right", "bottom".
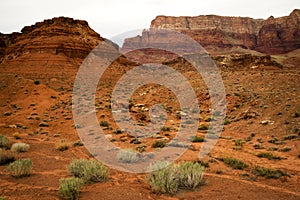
{"left": 123, "top": 9, "right": 300, "bottom": 54}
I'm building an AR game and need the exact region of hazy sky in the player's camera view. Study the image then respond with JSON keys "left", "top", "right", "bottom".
{"left": 1, "top": 0, "right": 299, "bottom": 41}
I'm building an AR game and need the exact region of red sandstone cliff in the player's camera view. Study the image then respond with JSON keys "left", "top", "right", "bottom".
{"left": 123, "top": 9, "right": 300, "bottom": 54}
{"left": 0, "top": 17, "right": 103, "bottom": 64}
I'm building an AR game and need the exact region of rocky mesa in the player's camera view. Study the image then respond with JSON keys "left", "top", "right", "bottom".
{"left": 0, "top": 17, "right": 103, "bottom": 64}
{"left": 123, "top": 9, "right": 300, "bottom": 54}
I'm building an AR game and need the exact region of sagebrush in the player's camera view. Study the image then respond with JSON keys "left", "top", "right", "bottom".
{"left": 58, "top": 177, "right": 83, "bottom": 200}
{"left": 7, "top": 158, "right": 32, "bottom": 177}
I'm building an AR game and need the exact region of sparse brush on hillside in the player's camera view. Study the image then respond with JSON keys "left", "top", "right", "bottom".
{"left": 68, "top": 159, "right": 109, "bottom": 183}
{"left": 252, "top": 167, "right": 287, "bottom": 179}
{"left": 220, "top": 157, "right": 248, "bottom": 170}
{"left": 0, "top": 150, "right": 15, "bottom": 165}
{"left": 147, "top": 161, "right": 206, "bottom": 194}
{"left": 58, "top": 177, "right": 83, "bottom": 200}
{"left": 11, "top": 142, "right": 30, "bottom": 153}
{"left": 117, "top": 149, "right": 142, "bottom": 163}
{"left": 0, "top": 135, "right": 10, "bottom": 148}
{"left": 7, "top": 158, "right": 32, "bottom": 177}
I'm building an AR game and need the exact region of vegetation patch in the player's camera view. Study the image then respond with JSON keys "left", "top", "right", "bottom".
{"left": 7, "top": 158, "right": 32, "bottom": 177}
{"left": 11, "top": 142, "right": 30, "bottom": 153}
{"left": 190, "top": 136, "right": 205, "bottom": 143}
{"left": 220, "top": 157, "right": 248, "bottom": 170}
{"left": 257, "top": 152, "right": 282, "bottom": 160}
{"left": 117, "top": 149, "right": 141, "bottom": 163}
{"left": 0, "top": 135, "right": 10, "bottom": 148}
{"left": 0, "top": 150, "right": 15, "bottom": 165}
{"left": 152, "top": 140, "right": 166, "bottom": 148}
{"left": 68, "top": 159, "right": 109, "bottom": 183}
{"left": 58, "top": 177, "right": 83, "bottom": 200}
{"left": 252, "top": 167, "right": 287, "bottom": 179}
{"left": 147, "top": 161, "right": 205, "bottom": 194}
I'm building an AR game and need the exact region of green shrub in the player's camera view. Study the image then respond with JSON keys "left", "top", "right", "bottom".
{"left": 72, "top": 140, "right": 83, "bottom": 147}
{"left": 161, "top": 126, "right": 171, "bottom": 132}
{"left": 234, "top": 139, "right": 243, "bottom": 147}
{"left": 68, "top": 159, "right": 109, "bottom": 183}
{"left": 190, "top": 136, "right": 205, "bottom": 142}
{"left": 0, "top": 197, "right": 6, "bottom": 200}
{"left": 221, "top": 157, "right": 248, "bottom": 170}
{"left": 223, "top": 119, "right": 231, "bottom": 125}
{"left": 117, "top": 149, "right": 141, "bottom": 163}
{"left": 177, "top": 162, "right": 205, "bottom": 189}
{"left": 147, "top": 161, "right": 206, "bottom": 194}
{"left": 82, "top": 159, "right": 109, "bottom": 183}
{"left": 148, "top": 164, "right": 179, "bottom": 194}
{"left": 100, "top": 121, "right": 109, "bottom": 127}
{"left": 7, "top": 158, "right": 32, "bottom": 177}
{"left": 33, "top": 80, "right": 40, "bottom": 85}
{"left": 0, "top": 135, "right": 10, "bottom": 148}
{"left": 198, "top": 124, "right": 208, "bottom": 130}
{"left": 56, "top": 140, "right": 70, "bottom": 151}
{"left": 252, "top": 167, "right": 287, "bottom": 179}
{"left": 11, "top": 142, "right": 30, "bottom": 153}
{"left": 58, "top": 177, "right": 83, "bottom": 200}
{"left": 152, "top": 140, "right": 166, "bottom": 148}
{"left": 68, "top": 159, "right": 86, "bottom": 178}
{"left": 257, "top": 152, "right": 281, "bottom": 160}
{"left": 0, "top": 150, "right": 15, "bottom": 165}
{"left": 283, "top": 134, "right": 298, "bottom": 140}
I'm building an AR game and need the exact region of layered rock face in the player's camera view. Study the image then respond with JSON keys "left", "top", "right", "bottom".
{"left": 0, "top": 17, "right": 103, "bottom": 63}
{"left": 123, "top": 9, "right": 300, "bottom": 54}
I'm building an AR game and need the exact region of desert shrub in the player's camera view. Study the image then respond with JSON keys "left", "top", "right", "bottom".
{"left": 177, "top": 162, "right": 205, "bottom": 189}
{"left": 148, "top": 161, "right": 206, "bottom": 194}
{"left": 0, "top": 135, "right": 10, "bottom": 148}
{"left": 100, "top": 121, "right": 109, "bottom": 127}
{"left": 257, "top": 152, "right": 281, "bottom": 160}
{"left": 151, "top": 140, "right": 166, "bottom": 148}
{"left": 72, "top": 140, "right": 83, "bottom": 147}
{"left": 198, "top": 124, "right": 208, "bottom": 130}
{"left": 68, "top": 159, "right": 109, "bottom": 183}
{"left": 136, "top": 144, "right": 146, "bottom": 152}
{"left": 56, "top": 140, "right": 70, "bottom": 151}
{"left": 252, "top": 167, "right": 287, "bottom": 179}
{"left": 234, "top": 139, "right": 243, "bottom": 147}
{"left": 223, "top": 119, "right": 231, "bottom": 125}
{"left": 11, "top": 142, "right": 30, "bottom": 153}
{"left": 0, "top": 150, "right": 15, "bottom": 165}
{"left": 283, "top": 134, "right": 298, "bottom": 140}
{"left": 117, "top": 149, "right": 141, "bottom": 163}
{"left": 148, "top": 164, "right": 179, "bottom": 194}
{"left": 0, "top": 197, "right": 5, "bottom": 200}
{"left": 33, "top": 80, "right": 40, "bottom": 85}
{"left": 161, "top": 126, "right": 171, "bottom": 131}
{"left": 221, "top": 157, "right": 248, "bottom": 170}
{"left": 7, "top": 158, "right": 32, "bottom": 177}
{"left": 58, "top": 177, "right": 83, "bottom": 200}
{"left": 190, "top": 136, "right": 205, "bottom": 143}
{"left": 68, "top": 159, "right": 86, "bottom": 177}
{"left": 82, "top": 159, "right": 109, "bottom": 183}
{"left": 168, "top": 141, "right": 189, "bottom": 148}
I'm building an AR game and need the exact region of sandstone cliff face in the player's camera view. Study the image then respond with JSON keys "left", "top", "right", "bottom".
{"left": 0, "top": 17, "right": 103, "bottom": 63}
{"left": 123, "top": 9, "right": 300, "bottom": 54}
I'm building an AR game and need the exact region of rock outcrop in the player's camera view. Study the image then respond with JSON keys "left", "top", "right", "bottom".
{"left": 123, "top": 9, "right": 300, "bottom": 54}
{"left": 0, "top": 17, "right": 103, "bottom": 63}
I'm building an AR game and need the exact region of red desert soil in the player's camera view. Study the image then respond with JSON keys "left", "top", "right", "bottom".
{"left": 0, "top": 16, "right": 300, "bottom": 199}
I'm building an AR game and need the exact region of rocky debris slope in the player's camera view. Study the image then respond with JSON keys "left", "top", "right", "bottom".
{"left": 123, "top": 9, "right": 300, "bottom": 54}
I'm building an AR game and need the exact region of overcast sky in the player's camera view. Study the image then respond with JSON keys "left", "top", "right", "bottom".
{"left": 1, "top": 0, "right": 299, "bottom": 42}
